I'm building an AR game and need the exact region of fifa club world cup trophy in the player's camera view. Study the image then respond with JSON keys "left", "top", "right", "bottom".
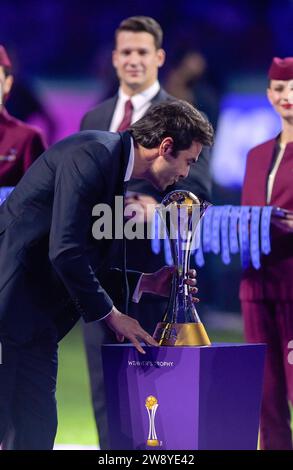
{"left": 153, "top": 190, "right": 211, "bottom": 346}
{"left": 145, "top": 396, "right": 159, "bottom": 446}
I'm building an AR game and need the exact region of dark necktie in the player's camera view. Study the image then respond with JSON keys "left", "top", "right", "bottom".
{"left": 116, "top": 99, "right": 133, "bottom": 132}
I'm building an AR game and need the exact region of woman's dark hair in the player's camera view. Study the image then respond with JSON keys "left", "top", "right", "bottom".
{"left": 115, "top": 16, "right": 163, "bottom": 50}
{"left": 129, "top": 100, "right": 214, "bottom": 153}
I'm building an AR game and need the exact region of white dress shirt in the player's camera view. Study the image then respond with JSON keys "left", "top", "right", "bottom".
{"left": 124, "top": 137, "right": 134, "bottom": 182}
{"left": 109, "top": 81, "right": 160, "bottom": 132}
{"left": 124, "top": 137, "right": 143, "bottom": 303}
{"left": 101, "top": 137, "right": 142, "bottom": 320}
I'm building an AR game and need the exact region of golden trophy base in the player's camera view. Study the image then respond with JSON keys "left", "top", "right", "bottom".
{"left": 147, "top": 439, "right": 159, "bottom": 446}
{"left": 153, "top": 322, "right": 211, "bottom": 346}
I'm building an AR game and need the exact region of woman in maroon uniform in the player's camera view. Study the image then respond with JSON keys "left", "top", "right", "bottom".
{"left": 241, "top": 57, "right": 293, "bottom": 450}
{"left": 0, "top": 45, "right": 47, "bottom": 187}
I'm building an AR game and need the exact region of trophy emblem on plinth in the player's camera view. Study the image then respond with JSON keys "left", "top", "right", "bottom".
{"left": 145, "top": 395, "right": 159, "bottom": 447}
{"left": 153, "top": 190, "right": 211, "bottom": 346}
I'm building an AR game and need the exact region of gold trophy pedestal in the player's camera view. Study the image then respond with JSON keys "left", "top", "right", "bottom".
{"left": 154, "top": 322, "right": 211, "bottom": 347}
{"left": 146, "top": 439, "right": 159, "bottom": 446}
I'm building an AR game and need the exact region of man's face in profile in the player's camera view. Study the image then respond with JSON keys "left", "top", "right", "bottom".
{"left": 148, "top": 141, "right": 203, "bottom": 191}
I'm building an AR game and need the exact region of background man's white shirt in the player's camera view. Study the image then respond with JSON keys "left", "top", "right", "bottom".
{"left": 109, "top": 81, "right": 160, "bottom": 132}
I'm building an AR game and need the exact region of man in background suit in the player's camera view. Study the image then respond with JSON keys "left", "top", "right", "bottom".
{"left": 81, "top": 16, "right": 212, "bottom": 449}
{"left": 0, "top": 100, "right": 213, "bottom": 449}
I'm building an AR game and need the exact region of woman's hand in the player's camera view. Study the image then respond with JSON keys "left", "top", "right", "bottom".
{"left": 272, "top": 215, "right": 293, "bottom": 233}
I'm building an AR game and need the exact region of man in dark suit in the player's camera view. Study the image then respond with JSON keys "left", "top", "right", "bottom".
{"left": 81, "top": 16, "right": 212, "bottom": 449}
{"left": 0, "top": 100, "right": 213, "bottom": 449}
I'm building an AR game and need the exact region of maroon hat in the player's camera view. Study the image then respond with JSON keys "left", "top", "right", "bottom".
{"left": 0, "top": 45, "right": 12, "bottom": 68}
{"left": 268, "top": 57, "right": 293, "bottom": 80}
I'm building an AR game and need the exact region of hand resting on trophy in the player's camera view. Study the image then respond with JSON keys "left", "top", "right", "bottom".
{"left": 139, "top": 266, "right": 199, "bottom": 303}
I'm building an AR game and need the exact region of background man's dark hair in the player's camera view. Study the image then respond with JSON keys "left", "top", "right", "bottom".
{"left": 129, "top": 100, "right": 214, "bottom": 153}
{"left": 115, "top": 16, "right": 163, "bottom": 50}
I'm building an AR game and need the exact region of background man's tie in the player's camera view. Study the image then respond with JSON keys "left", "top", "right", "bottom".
{"left": 116, "top": 99, "right": 133, "bottom": 131}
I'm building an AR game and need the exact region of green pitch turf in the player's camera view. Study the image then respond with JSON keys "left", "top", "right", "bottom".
{"left": 55, "top": 323, "right": 97, "bottom": 446}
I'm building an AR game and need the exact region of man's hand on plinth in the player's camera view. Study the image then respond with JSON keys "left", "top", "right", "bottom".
{"left": 104, "top": 306, "right": 159, "bottom": 354}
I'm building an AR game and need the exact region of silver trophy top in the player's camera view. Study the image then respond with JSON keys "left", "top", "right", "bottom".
{"left": 160, "top": 190, "right": 210, "bottom": 218}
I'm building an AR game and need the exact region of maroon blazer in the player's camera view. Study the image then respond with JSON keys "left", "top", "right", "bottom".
{"left": 0, "top": 108, "right": 47, "bottom": 186}
{"left": 240, "top": 137, "right": 293, "bottom": 301}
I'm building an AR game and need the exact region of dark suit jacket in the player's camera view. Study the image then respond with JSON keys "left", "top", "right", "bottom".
{"left": 240, "top": 137, "right": 293, "bottom": 301}
{"left": 81, "top": 88, "right": 212, "bottom": 202}
{"left": 0, "top": 130, "right": 140, "bottom": 343}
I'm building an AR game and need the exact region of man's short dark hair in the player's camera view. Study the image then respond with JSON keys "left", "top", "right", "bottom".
{"left": 129, "top": 100, "right": 214, "bottom": 153}
{"left": 115, "top": 16, "right": 163, "bottom": 50}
